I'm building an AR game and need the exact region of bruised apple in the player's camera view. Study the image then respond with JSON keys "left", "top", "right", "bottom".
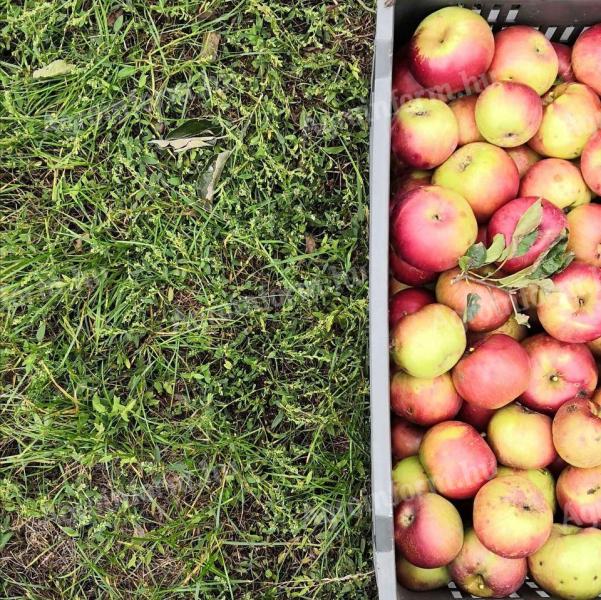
{"left": 496, "top": 466, "right": 556, "bottom": 513}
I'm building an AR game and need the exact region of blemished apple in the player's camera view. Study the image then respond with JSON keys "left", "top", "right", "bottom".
{"left": 390, "top": 371, "right": 462, "bottom": 426}
{"left": 391, "top": 417, "right": 425, "bottom": 461}
{"left": 557, "top": 465, "right": 601, "bottom": 527}
{"left": 475, "top": 81, "right": 543, "bottom": 148}
{"left": 450, "top": 529, "right": 527, "bottom": 598}
{"left": 487, "top": 197, "right": 568, "bottom": 274}
{"left": 528, "top": 524, "right": 601, "bottom": 600}
{"left": 391, "top": 98, "right": 459, "bottom": 169}
{"left": 553, "top": 42, "right": 575, "bottom": 82}
{"left": 435, "top": 267, "right": 513, "bottom": 332}
{"left": 432, "top": 142, "right": 519, "bottom": 223}
{"left": 392, "top": 456, "right": 432, "bottom": 504}
{"left": 487, "top": 403, "right": 557, "bottom": 469}
{"left": 396, "top": 557, "right": 451, "bottom": 592}
{"left": 529, "top": 83, "right": 601, "bottom": 159}
{"left": 489, "top": 25, "right": 558, "bottom": 95}
{"left": 409, "top": 6, "right": 494, "bottom": 95}
{"left": 496, "top": 466, "right": 557, "bottom": 513}
{"left": 473, "top": 475, "right": 553, "bottom": 559}
{"left": 391, "top": 185, "right": 478, "bottom": 273}
{"left": 391, "top": 303, "right": 467, "bottom": 379}
{"left": 580, "top": 130, "right": 601, "bottom": 196}
{"left": 419, "top": 420, "right": 497, "bottom": 500}
{"left": 537, "top": 261, "right": 601, "bottom": 344}
{"left": 519, "top": 158, "right": 592, "bottom": 210}
{"left": 552, "top": 395, "right": 601, "bottom": 468}
{"left": 394, "top": 493, "right": 464, "bottom": 568}
{"left": 449, "top": 95, "right": 484, "bottom": 146}
{"left": 520, "top": 334, "right": 598, "bottom": 414}
{"left": 456, "top": 402, "right": 496, "bottom": 432}
{"left": 389, "top": 288, "right": 435, "bottom": 328}
{"left": 390, "top": 246, "right": 437, "bottom": 287}
{"left": 452, "top": 334, "right": 531, "bottom": 410}
{"left": 468, "top": 314, "right": 529, "bottom": 345}
{"left": 506, "top": 144, "right": 542, "bottom": 177}
{"left": 573, "top": 24, "right": 601, "bottom": 96}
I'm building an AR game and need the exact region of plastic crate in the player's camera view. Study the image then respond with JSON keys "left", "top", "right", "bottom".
{"left": 368, "top": 1, "right": 601, "bottom": 599}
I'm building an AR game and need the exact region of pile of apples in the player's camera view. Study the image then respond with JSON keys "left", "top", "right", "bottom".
{"left": 389, "top": 6, "right": 601, "bottom": 600}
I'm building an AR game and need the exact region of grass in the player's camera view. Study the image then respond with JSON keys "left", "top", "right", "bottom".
{"left": 0, "top": 1, "right": 375, "bottom": 598}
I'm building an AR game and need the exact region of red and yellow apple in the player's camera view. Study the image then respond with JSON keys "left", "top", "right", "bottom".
{"left": 456, "top": 402, "right": 496, "bottom": 432}
{"left": 580, "top": 130, "right": 601, "bottom": 196}
{"left": 573, "top": 24, "right": 601, "bottom": 95}
{"left": 496, "top": 466, "right": 556, "bottom": 513}
{"left": 392, "top": 455, "right": 432, "bottom": 503}
{"left": 390, "top": 246, "right": 437, "bottom": 287}
{"left": 553, "top": 42, "right": 575, "bottom": 83}
{"left": 391, "top": 417, "right": 425, "bottom": 461}
{"left": 449, "top": 95, "right": 484, "bottom": 146}
{"left": 392, "top": 47, "right": 447, "bottom": 107}
{"left": 507, "top": 144, "right": 541, "bottom": 177}
{"left": 557, "top": 465, "right": 601, "bottom": 527}
{"left": 390, "top": 287, "right": 435, "bottom": 328}
{"left": 396, "top": 557, "right": 451, "bottom": 591}
{"left": 468, "top": 314, "right": 529, "bottom": 345}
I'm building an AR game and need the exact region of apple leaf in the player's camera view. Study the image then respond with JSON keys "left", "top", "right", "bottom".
{"left": 531, "top": 232, "right": 574, "bottom": 279}
{"left": 459, "top": 243, "right": 487, "bottom": 272}
{"left": 463, "top": 293, "right": 481, "bottom": 324}
{"left": 516, "top": 229, "right": 538, "bottom": 257}
{"left": 485, "top": 234, "right": 506, "bottom": 263}
{"left": 513, "top": 198, "right": 543, "bottom": 240}
{"left": 514, "top": 313, "right": 531, "bottom": 326}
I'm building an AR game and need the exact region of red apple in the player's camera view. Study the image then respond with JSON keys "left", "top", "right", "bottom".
{"left": 419, "top": 421, "right": 497, "bottom": 500}
{"left": 391, "top": 371, "right": 462, "bottom": 426}
{"left": 391, "top": 98, "right": 459, "bottom": 169}
{"left": 506, "top": 145, "right": 541, "bottom": 177}
{"left": 552, "top": 42, "right": 575, "bottom": 83}
{"left": 580, "top": 130, "right": 601, "bottom": 196}
{"left": 394, "top": 493, "right": 464, "bottom": 568}
{"left": 475, "top": 81, "right": 543, "bottom": 148}
{"left": 457, "top": 402, "right": 496, "bottom": 432}
{"left": 449, "top": 95, "right": 484, "bottom": 146}
{"left": 557, "top": 465, "right": 601, "bottom": 527}
{"left": 409, "top": 6, "right": 494, "bottom": 95}
{"left": 452, "top": 334, "right": 531, "bottom": 410}
{"left": 390, "top": 288, "right": 435, "bottom": 328}
{"left": 450, "top": 529, "right": 527, "bottom": 597}
{"left": 433, "top": 142, "right": 520, "bottom": 223}
{"left": 552, "top": 395, "right": 601, "bottom": 468}
{"left": 391, "top": 416, "right": 425, "bottom": 461}
{"left": 520, "top": 334, "right": 598, "bottom": 414}
{"left": 573, "top": 24, "right": 601, "bottom": 96}
{"left": 390, "top": 246, "right": 437, "bottom": 287}
{"left": 489, "top": 26, "right": 559, "bottom": 95}
{"left": 519, "top": 158, "right": 591, "bottom": 210}
{"left": 391, "top": 185, "right": 477, "bottom": 273}
{"left": 537, "top": 261, "right": 601, "bottom": 344}
{"left": 473, "top": 475, "right": 553, "bottom": 559}
{"left": 487, "top": 197, "right": 568, "bottom": 274}
{"left": 392, "top": 47, "right": 447, "bottom": 107}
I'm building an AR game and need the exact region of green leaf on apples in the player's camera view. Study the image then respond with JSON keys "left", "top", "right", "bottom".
{"left": 516, "top": 229, "right": 538, "bottom": 257}
{"left": 459, "top": 243, "right": 487, "bottom": 272}
{"left": 531, "top": 231, "right": 574, "bottom": 280}
{"left": 463, "top": 293, "right": 481, "bottom": 324}
{"left": 485, "top": 234, "right": 506, "bottom": 264}
{"left": 513, "top": 198, "right": 543, "bottom": 240}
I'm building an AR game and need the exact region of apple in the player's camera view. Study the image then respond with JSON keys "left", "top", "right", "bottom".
{"left": 391, "top": 98, "right": 459, "bottom": 169}
{"left": 473, "top": 475, "right": 553, "bottom": 559}
{"left": 449, "top": 529, "right": 527, "bottom": 598}
{"left": 390, "top": 246, "right": 437, "bottom": 287}
{"left": 557, "top": 465, "right": 601, "bottom": 527}
{"left": 394, "top": 493, "right": 464, "bottom": 568}
{"left": 468, "top": 314, "right": 529, "bottom": 345}
{"left": 392, "top": 47, "right": 447, "bottom": 107}
{"left": 452, "top": 334, "right": 531, "bottom": 410}
{"left": 391, "top": 303, "right": 467, "bottom": 379}
{"left": 537, "top": 261, "right": 601, "bottom": 344}
{"left": 519, "top": 158, "right": 592, "bottom": 210}
{"left": 549, "top": 455, "right": 569, "bottom": 478}
{"left": 456, "top": 402, "right": 496, "bottom": 432}
{"left": 475, "top": 81, "right": 543, "bottom": 148}
{"left": 390, "top": 371, "right": 462, "bottom": 426}
{"left": 529, "top": 83, "right": 601, "bottom": 159}
{"left": 580, "top": 130, "right": 601, "bottom": 196}
{"left": 419, "top": 421, "right": 496, "bottom": 500}
{"left": 573, "top": 24, "right": 601, "bottom": 95}
{"left": 391, "top": 417, "right": 425, "bottom": 461}
{"left": 553, "top": 42, "right": 575, "bottom": 83}
{"left": 390, "top": 288, "right": 435, "bottom": 328}
{"left": 528, "top": 524, "right": 601, "bottom": 600}
{"left": 396, "top": 557, "right": 451, "bottom": 591}
{"left": 487, "top": 196, "right": 568, "bottom": 274}
{"left": 489, "top": 25, "right": 558, "bottom": 95}
{"left": 435, "top": 267, "right": 513, "bottom": 332}
{"left": 409, "top": 6, "right": 494, "bottom": 95}
{"left": 449, "top": 95, "right": 484, "bottom": 146}
{"left": 496, "top": 466, "right": 556, "bottom": 513}
{"left": 520, "top": 334, "right": 598, "bottom": 414}
{"left": 432, "top": 142, "right": 520, "bottom": 223}
{"left": 507, "top": 144, "right": 541, "bottom": 177}
{"left": 391, "top": 185, "right": 478, "bottom": 273}
{"left": 392, "top": 456, "right": 432, "bottom": 504}
{"left": 552, "top": 395, "right": 601, "bottom": 468}
{"left": 487, "top": 403, "right": 557, "bottom": 469}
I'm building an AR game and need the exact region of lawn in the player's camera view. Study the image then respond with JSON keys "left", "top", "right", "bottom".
{"left": 0, "top": 1, "right": 375, "bottom": 598}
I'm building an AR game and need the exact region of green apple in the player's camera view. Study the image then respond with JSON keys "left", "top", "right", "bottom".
{"left": 392, "top": 456, "right": 431, "bottom": 504}
{"left": 396, "top": 557, "right": 450, "bottom": 591}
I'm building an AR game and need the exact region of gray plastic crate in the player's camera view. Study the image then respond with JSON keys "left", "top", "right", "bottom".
{"left": 368, "top": 1, "right": 601, "bottom": 599}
